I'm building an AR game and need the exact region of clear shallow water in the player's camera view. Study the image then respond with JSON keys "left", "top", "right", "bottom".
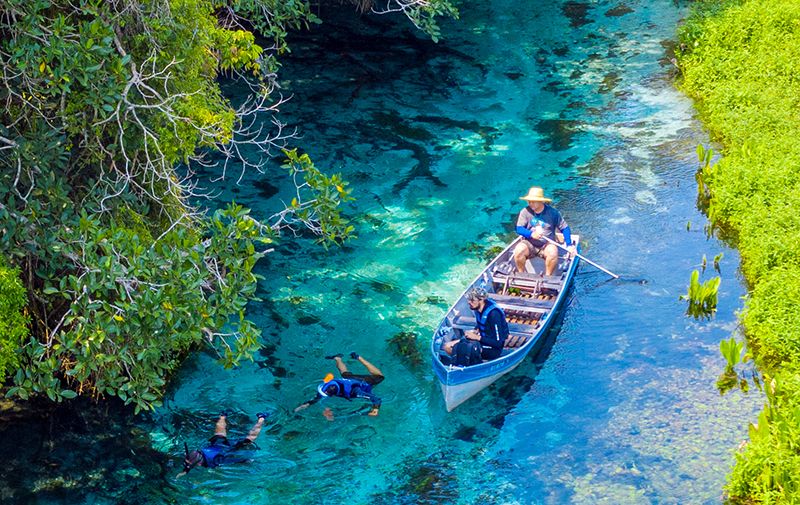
{"left": 1, "top": 1, "right": 763, "bottom": 504}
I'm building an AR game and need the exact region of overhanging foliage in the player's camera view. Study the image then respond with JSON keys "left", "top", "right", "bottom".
{"left": 0, "top": 0, "right": 455, "bottom": 412}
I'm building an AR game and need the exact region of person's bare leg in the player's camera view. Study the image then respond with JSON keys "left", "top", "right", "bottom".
{"left": 543, "top": 244, "right": 559, "bottom": 276}
{"left": 333, "top": 356, "right": 349, "bottom": 374}
{"left": 214, "top": 414, "right": 227, "bottom": 438}
{"left": 245, "top": 417, "right": 265, "bottom": 443}
{"left": 358, "top": 356, "right": 383, "bottom": 377}
{"left": 442, "top": 339, "right": 458, "bottom": 355}
{"left": 513, "top": 242, "right": 529, "bottom": 273}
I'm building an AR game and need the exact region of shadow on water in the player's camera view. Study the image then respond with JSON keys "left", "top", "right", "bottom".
{"left": 0, "top": 398, "right": 178, "bottom": 505}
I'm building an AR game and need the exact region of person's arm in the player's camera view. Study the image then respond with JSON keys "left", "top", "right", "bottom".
{"left": 515, "top": 209, "right": 533, "bottom": 239}
{"left": 557, "top": 215, "right": 576, "bottom": 255}
{"left": 357, "top": 390, "right": 382, "bottom": 416}
{"left": 554, "top": 208, "right": 571, "bottom": 245}
{"left": 561, "top": 225, "right": 572, "bottom": 246}
{"left": 294, "top": 394, "right": 322, "bottom": 412}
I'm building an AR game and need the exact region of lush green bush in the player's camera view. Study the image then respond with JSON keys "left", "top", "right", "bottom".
{"left": 0, "top": 0, "right": 456, "bottom": 412}
{"left": 728, "top": 372, "right": 800, "bottom": 502}
{"left": 0, "top": 260, "right": 28, "bottom": 379}
{"left": 743, "top": 267, "right": 800, "bottom": 369}
{"left": 678, "top": 0, "right": 800, "bottom": 502}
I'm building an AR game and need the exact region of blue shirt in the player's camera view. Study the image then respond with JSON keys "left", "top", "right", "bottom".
{"left": 515, "top": 204, "right": 567, "bottom": 247}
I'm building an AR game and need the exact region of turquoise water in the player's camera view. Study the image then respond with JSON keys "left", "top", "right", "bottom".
{"left": 1, "top": 1, "right": 763, "bottom": 504}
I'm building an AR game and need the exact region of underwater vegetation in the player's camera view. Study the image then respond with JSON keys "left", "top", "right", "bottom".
{"left": 388, "top": 331, "right": 423, "bottom": 366}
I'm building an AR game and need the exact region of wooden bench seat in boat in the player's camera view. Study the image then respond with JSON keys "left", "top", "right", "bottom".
{"left": 487, "top": 292, "right": 554, "bottom": 310}
{"left": 503, "top": 334, "right": 530, "bottom": 349}
{"left": 451, "top": 315, "right": 538, "bottom": 335}
{"left": 492, "top": 271, "right": 564, "bottom": 292}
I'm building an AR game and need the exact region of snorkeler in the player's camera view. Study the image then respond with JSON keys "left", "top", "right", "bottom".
{"left": 294, "top": 352, "right": 384, "bottom": 417}
{"left": 177, "top": 411, "right": 268, "bottom": 477}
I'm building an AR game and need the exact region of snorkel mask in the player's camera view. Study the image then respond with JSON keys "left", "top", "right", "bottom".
{"left": 317, "top": 373, "right": 338, "bottom": 397}
{"left": 182, "top": 442, "right": 203, "bottom": 474}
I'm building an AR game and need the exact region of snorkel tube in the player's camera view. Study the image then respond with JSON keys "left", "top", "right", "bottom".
{"left": 181, "top": 442, "right": 203, "bottom": 475}
{"left": 182, "top": 442, "right": 192, "bottom": 473}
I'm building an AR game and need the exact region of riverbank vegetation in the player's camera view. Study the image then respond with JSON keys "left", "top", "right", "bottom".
{"left": 677, "top": 0, "right": 800, "bottom": 501}
{"left": 0, "top": 1, "right": 455, "bottom": 413}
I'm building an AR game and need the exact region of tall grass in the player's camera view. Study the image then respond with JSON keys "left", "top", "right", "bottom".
{"left": 678, "top": 0, "right": 800, "bottom": 502}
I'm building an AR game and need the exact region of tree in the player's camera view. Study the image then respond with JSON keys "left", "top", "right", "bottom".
{"left": 0, "top": 0, "right": 455, "bottom": 412}
{"left": 344, "top": 0, "right": 459, "bottom": 41}
{"left": 0, "top": 0, "right": 457, "bottom": 412}
{"left": 0, "top": 0, "right": 332, "bottom": 412}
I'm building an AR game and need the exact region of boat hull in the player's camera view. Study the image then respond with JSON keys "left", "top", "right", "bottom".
{"left": 440, "top": 363, "right": 520, "bottom": 411}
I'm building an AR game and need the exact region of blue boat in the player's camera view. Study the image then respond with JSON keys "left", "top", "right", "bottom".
{"left": 431, "top": 235, "right": 580, "bottom": 411}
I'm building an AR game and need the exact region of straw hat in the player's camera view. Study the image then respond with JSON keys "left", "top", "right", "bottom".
{"left": 519, "top": 186, "right": 552, "bottom": 202}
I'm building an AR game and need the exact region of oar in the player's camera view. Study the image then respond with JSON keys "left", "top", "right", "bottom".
{"left": 540, "top": 235, "right": 620, "bottom": 279}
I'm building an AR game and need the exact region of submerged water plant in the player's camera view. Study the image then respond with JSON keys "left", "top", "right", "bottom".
{"left": 388, "top": 331, "right": 423, "bottom": 366}
{"left": 680, "top": 270, "right": 721, "bottom": 319}
{"left": 695, "top": 144, "right": 714, "bottom": 211}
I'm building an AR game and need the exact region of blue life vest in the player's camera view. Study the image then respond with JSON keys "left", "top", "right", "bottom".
{"left": 317, "top": 378, "right": 372, "bottom": 400}
{"left": 474, "top": 298, "right": 504, "bottom": 337}
{"left": 200, "top": 445, "right": 226, "bottom": 468}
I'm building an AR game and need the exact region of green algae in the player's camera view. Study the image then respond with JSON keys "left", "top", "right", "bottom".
{"left": 387, "top": 331, "right": 423, "bottom": 366}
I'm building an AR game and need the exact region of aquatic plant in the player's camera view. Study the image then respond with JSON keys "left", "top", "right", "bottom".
{"left": 716, "top": 337, "right": 752, "bottom": 394}
{"left": 387, "top": 331, "right": 423, "bottom": 366}
{"left": 389, "top": 453, "right": 459, "bottom": 503}
{"left": 720, "top": 337, "right": 744, "bottom": 373}
{"left": 694, "top": 143, "right": 714, "bottom": 211}
{"left": 680, "top": 270, "right": 721, "bottom": 319}
{"left": 713, "top": 252, "right": 723, "bottom": 273}
{"left": 484, "top": 245, "right": 505, "bottom": 261}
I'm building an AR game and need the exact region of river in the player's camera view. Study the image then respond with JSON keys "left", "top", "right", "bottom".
{"left": 2, "top": 1, "right": 762, "bottom": 504}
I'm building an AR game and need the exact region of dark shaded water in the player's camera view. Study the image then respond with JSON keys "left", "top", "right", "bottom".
{"left": 1, "top": 1, "right": 762, "bottom": 504}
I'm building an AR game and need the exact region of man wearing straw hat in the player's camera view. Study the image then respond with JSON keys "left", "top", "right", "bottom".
{"left": 513, "top": 186, "right": 575, "bottom": 276}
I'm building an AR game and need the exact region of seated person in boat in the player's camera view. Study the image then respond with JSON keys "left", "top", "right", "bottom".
{"left": 443, "top": 287, "right": 508, "bottom": 362}
{"left": 178, "top": 410, "right": 268, "bottom": 477}
{"left": 513, "top": 186, "right": 576, "bottom": 276}
{"left": 294, "top": 352, "right": 384, "bottom": 417}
